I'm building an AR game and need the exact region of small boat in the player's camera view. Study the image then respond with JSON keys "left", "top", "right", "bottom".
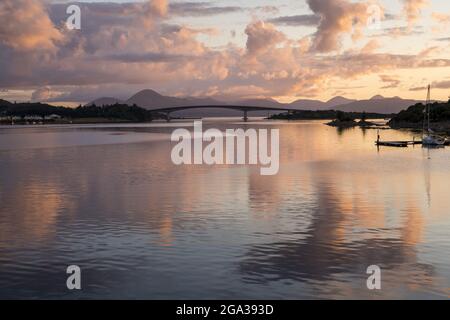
{"left": 422, "top": 132, "right": 446, "bottom": 146}
{"left": 422, "top": 85, "right": 446, "bottom": 147}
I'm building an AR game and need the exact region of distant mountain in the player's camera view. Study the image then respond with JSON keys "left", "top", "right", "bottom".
{"left": 184, "top": 96, "right": 223, "bottom": 106}
{"left": 125, "top": 89, "right": 248, "bottom": 117}
{"left": 87, "top": 97, "right": 124, "bottom": 106}
{"left": 126, "top": 89, "right": 224, "bottom": 110}
{"left": 84, "top": 89, "right": 425, "bottom": 116}
{"left": 126, "top": 89, "right": 176, "bottom": 109}
{"left": 324, "top": 96, "right": 356, "bottom": 108}
{"left": 236, "top": 98, "right": 284, "bottom": 108}
{"left": 286, "top": 96, "right": 356, "bottom": 110}
{"left": 335, "top": 96, "right": 421, "bottom": 114}
{"left": 288, "top": 99, "right": 324, "bottom": 110}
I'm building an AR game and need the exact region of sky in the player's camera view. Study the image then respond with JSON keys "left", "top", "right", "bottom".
{"left": 0, "top": 0, "right": 450, "bottom": 106}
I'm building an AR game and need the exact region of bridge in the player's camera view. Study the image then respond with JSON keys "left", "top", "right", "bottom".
{"left": 148, "top": 105, "right": 297, "bottom": 122}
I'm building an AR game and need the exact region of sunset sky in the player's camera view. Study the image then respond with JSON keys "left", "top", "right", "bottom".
{"left": 1, "top": 0, "right": 450, "bottom": 106}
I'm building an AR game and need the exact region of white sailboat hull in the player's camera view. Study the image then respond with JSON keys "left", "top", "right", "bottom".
{"left": 423, "top": 135, "right": 445, "bottom": 146}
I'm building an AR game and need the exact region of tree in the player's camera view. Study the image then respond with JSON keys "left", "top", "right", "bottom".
{"left": 336, "top": 111, "right": 353, "bottom": 121}
{"left": 361, "top": 111, "right": 367, "bottom": 122}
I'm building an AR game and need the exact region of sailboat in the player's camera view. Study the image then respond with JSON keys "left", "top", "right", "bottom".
{"left": 422, "top": 85, "right": 446, "bottom": 147}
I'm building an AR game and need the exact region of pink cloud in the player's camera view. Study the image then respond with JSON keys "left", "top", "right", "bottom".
{"left": 0, "top": 0, "right": 63, "bottom": 50}
{"left": 401, "top": 0, "right": 428, "bottom": 24}
{"left": 306, "top": 0, "right": 377, "bottom": 52}
{"left": 245, "top": 21, "right": 285, "bottom": 57}
{"left": 0, "top": 0, "right": 449, "bottom": 103}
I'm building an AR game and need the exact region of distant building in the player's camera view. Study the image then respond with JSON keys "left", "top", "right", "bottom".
{"left": 24, "top": 115, "right": 43, "bottom": 121}
{"left": 45, "top": 114, "right": 62, "bottom": 120}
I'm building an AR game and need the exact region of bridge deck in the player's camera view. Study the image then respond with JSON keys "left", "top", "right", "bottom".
{"left": 149, "top": 105, "right": 296, "bottom": 113}
{"left": 148, "top": 105, "right": 296, "bottom": 122}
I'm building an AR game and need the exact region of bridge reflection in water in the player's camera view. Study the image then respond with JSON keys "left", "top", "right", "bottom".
{"left": 149, "top": 105, "right": 296, "bottom": 122}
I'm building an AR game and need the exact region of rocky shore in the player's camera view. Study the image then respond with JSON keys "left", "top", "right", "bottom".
{"left": 326, "top": 118, "right": 382, "bottom": 129}
{"left": 387, "top": 101, "right": 450, "bottom": 136}
{"left": 388, "top": 120, "right": 450, "bottom": 135}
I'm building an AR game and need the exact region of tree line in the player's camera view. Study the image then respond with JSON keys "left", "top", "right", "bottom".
{"left": 0, "top": 101, "right": 158, "bottom": 122}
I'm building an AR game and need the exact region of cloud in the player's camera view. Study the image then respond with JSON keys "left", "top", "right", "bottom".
{"left": 38, "top": 84, "right": 142, "bottom": 103}
{"left": 267, "top": 14, "right": 320, "bottom": 27}
{"left": 410, "top": 80, "right": 450, "bottom": 91}
{"left": 245, "top": 21, "right": 285, "bottom": 57}
{"left": 433, "top": 81, "right": 450, "bottom": 89}
{"left": 1, "top": 0, "right": 449, "bottom": 103}
{"left": 401, "top": 0, "right": 428, "bottom": 25}
{"left": 255, "top": 6, "right": 280, "bottom": 15}
{"left": 31, "top": 87, "right": 50, "bottom": 102}
{"left": 432, "top": 13, "right": 450, "bottom": 24}
{"left": 220, "top": 85, "right": 270, "bottom": 99}
{"left": 0, "top": 0, "right": 63, "bottom": 50}
{"left": 169, "top": 2, "right": 241, "bottom": 16}
{"left": 168, "top": 3, "right": 279, "bottom": 17}
{"left": 148, "top": 0, "right": 168, "bottom": 17}
{"left": 100, "top": 52, "right": 190, "bottom": 63}
{"left": 418, "top": 46, "right": 442, "bottom": 58}
{"left": 360, "top": 39, "right": 380, "bottom": 53}
{"left": 31, "top": 86, "right": 60, "bottom": 102}
{"left": 380, "top": 26, "right": 424, "bottom": 38}
{"left": 0, "top": 1, "right": 225, "bottom": 90}
{"left": 306, "top": 0, "right": 378, "bottom": 52}
{"left": 379, "top": 75, "right": 401, "bottom": 89}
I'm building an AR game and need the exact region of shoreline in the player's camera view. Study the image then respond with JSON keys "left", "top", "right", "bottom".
{"left": 388, "top": 121, "right": 450, "bottom": 136}
{"left": 0, "top": 118, "right": 202, "bottom": 126}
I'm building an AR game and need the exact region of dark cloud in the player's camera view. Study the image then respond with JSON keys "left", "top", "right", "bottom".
{"left": 409, "top": 86, "right": 426, "bottom": 91}
{"left": 169, "top": 2, "right": 242, "bottom": 16}
{"left": 254, "top": 6, "right": 279, "bottom": 15}
{"left": 410, "top": 81, "right": 450, "bottom": 92}
{"left": 379, "top": 75, "right": 400, "bottom": 89}
{"left": 99, "top": 52, "right": 190, "bottom": 63}
{"left": 267, "top": 14, "right": 320, "bottom": 27}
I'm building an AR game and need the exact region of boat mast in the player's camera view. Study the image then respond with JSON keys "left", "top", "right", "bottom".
{"left": 427, "top": 84, "right": 431, "bottom": 133}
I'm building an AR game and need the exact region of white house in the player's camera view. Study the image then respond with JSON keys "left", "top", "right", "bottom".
{"left": 45, "top": 114, "right": 62, "bottom": 120}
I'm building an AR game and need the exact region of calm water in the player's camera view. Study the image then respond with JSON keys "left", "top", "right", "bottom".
{"left": 0, "top": 119, "right": 449, "bottom": 299}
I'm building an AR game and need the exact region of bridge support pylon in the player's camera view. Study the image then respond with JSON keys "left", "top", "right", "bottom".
{"left": 243, "top": 110, "right": 248, "bottom": 122}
